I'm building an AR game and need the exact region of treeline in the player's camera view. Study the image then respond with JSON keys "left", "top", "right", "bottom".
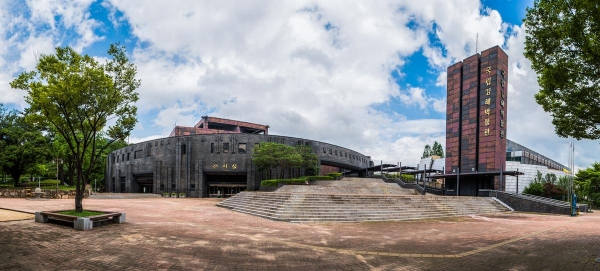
{"left": 0, "top": 104, "right": 127, "bottom": 189}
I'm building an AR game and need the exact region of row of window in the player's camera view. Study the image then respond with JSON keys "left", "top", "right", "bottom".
{"left": 210, "top": 143, "right": 247, "bottom": 154}
{"left": 323, "top": 147, "right": 366, "bottom": 163}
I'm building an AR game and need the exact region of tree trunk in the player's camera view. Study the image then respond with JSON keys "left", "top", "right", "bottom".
{"left": 11, "top": 172, "right": 20, "bottom": 187}
{"left": 67, "top": 155, "right": 74, "bottom": 186}
{"left": 75, "top": 165, "right": 84, "bottom": 212}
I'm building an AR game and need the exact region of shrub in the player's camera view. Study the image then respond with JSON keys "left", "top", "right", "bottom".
{"left": 261, "top": 180, "right": 279, "bottom": 187}
{"left": 179, "top": 192, "right": 186, "bottom": 198}
{"left": 523, "top": 182, "right": 544, "bottom": 196}
{"left": 162, "top": 192, "right": 169, "bottom": 197}
{"left": 170, "top": 192, "right": 177, "bottom": 197}
{"left": 327, "top": 172, "right": 342, "bottom": 179}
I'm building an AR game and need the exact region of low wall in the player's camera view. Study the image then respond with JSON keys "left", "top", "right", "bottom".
{"left": 0, "top": 188, "right": 90, "bottom": 199}
{"left": 493, "top": 191, "right": 570, "bottom": 215}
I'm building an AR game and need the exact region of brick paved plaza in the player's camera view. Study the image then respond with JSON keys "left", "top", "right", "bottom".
{"left": 1, "top": 197, "right": 599, "bottom": 270}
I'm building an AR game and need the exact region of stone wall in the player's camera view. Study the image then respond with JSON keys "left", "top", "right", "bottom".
{"left": 493, "top": 191, "right": 570, "bottom": 215}
{"left": 0, "top": 188, "right": 90, "bottom": 199}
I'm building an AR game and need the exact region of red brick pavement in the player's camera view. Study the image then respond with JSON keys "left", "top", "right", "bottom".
{"left": 1, "top": 198, "right": 599, "bottom": 270}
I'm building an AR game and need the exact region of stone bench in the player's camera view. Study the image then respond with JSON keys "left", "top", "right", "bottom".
{"left": 35, "top": 211, "right": 125, "bottom": 231}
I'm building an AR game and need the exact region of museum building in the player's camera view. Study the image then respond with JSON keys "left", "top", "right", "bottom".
{"left": 105, "top": 116, "right": 372, "bottom": 197}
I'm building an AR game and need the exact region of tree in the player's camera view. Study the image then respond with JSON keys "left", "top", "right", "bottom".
{"left": 10, "top": 44, "right": 140, "bottom": 212}
{"left": 0, "top": 106, "right": 51, "bottom": 186}
{"left": 575, "top": 162, "right": 600, "bottom": 207}
{"left": 523, "top": 182, "right": 544, "bottom": 196}
{"left": 295, "top": 145, "right": 319, "bottom": 176}
{"left": 544, "top": 173, "right": 557, "bottom": 184}
{"left": 253, "top": 142, "right": 316, "bottom": 179}
{"left": 421, "top": 144, "right": 431, "bottom": 159}
{"left": 524, "top": 0, "right": 600, "bottom": 140}
{"left": 523, "top": 170, "right": 545, "bottom": 196}
{"left": 431, "top": 141, "right": 444, "bottom": 158}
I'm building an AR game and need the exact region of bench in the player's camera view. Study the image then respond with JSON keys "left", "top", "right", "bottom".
{"left": 35, "top": 210, "right": 126, "bottom": 231}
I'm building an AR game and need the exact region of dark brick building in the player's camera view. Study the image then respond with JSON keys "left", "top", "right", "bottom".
{"left": 445, "top": 46, "right": 509, "bottom": 196}
{"left": 106, "top": 117, "right": 371, "bottom": 197}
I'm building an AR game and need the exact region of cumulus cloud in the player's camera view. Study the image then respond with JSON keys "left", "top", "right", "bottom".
{"left": 2, "top": 0, "right": 597, "bottom": 169}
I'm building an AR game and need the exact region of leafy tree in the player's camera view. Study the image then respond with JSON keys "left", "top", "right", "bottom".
{"left": 524, "top": 0, "right": 600, "bottom": 139}
{"left": 544, "top": 173, "right": 557, "bottom": 184}
{"left": 533, "top": 170, "right": 544, "bottom": 184}
{"left": 253, "top": 142, "right": 314, "bottom": 179}
{"left": 10, "top": 44, "right": 140, "bottom": 212}
{"left": 542, "top": 182, "right": 567, "bottom": 199}
{"left": 0, "top": 106, "right": 51, "bottom": 186}
{"left": 557, "top": 175, "right": 571, "bottom": 191}
{"left": 431, "top": 141, "right": 444, "bottom": 158}
{"left": 523, "top": 170, "right": 545, "bottom": 196}
{"left": 295, "top": 145, "right": 319, "bottom": 176}
{"left": 575, "top": 162, "right": 600, "bottom": 207}
{"left": 421, "top": 144, "right": 431, "bottom": 159}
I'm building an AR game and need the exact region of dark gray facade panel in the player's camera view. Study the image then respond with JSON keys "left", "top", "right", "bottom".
{"left": 107, "top": 134, "right": 371, "bottom": 197}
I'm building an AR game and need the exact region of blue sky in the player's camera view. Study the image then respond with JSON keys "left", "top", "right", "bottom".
{"left": 0, "top": 0, "right": 596, "bottom": 170}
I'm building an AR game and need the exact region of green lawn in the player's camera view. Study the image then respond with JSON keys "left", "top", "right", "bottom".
{"left": 57, "top": 210, "right": 106, "bottom": 217}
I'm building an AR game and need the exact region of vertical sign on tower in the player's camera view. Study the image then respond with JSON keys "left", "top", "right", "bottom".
{"left": 477, "top": 47, "right": 508, "bottom": 189}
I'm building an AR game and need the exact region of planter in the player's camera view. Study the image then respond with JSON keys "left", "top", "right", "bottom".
{"left": 35, "top": 210, "right": 126, "bottom": 231}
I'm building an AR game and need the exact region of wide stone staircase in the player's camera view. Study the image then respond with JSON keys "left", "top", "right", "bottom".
{"left": 216, "top": 191, "right": 510, "bottom": 223}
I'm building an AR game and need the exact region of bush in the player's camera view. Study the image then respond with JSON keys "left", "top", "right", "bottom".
{"left": 260, "top": 180, "right": 280, "bottom": 187}
{"left": 327, "top": 172, "right": 342, "bottom": 179}
{"left": 170, "top": 192, "right": 177, "bottom": 197}
{"left": 523, "top": 182, "right": 544, "bottom": 196}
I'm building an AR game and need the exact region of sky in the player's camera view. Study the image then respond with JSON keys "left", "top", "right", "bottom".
{"left": 0, "top": 0, "right": 597, "bottom": 171}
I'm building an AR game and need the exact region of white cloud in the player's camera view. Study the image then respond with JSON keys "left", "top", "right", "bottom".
{"left": 2, "top": 0, "right": 597, "bottom": 170}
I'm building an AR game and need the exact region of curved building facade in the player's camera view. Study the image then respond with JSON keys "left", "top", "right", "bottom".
{"left": 106, "top": 117, "right": 371, "bottom": 197}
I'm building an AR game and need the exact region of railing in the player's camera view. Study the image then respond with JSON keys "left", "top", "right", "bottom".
{"left": 381, "top": 175, "right": 425, "bottom": 195}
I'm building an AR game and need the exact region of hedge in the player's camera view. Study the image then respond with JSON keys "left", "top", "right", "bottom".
{"left": 260, "top": 176, "right": 336, "bottom": 187}
{"left": 327, "top": 172, "right": 342, "bottom": 179}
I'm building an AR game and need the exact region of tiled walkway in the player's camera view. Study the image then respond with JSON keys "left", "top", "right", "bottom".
{"left": 1, "top": 197, "right": 599, "bottom": 270}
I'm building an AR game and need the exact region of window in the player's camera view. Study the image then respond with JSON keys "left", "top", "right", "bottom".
{"left": 223, "top": 143, "right": 229, "bottom": 153}
{"left": 134, "top": 150, "right": 142, "bottom": 159}
{"left": 160, "top": 184, "right": 164, "bottom": 190}
{"left": 172, "top": 183, "right": 176, "bottom": 189}
{"left": 329, "top": 149, "right": 332, "bottom": 154}
{"left": 238, "top": 143, "right": 247, "bottom": 154}
{"left": 127, "top": 153, "right": 130, "bottom": 161}
{"left": 211, "top": 143, "right": 214, "bottom": 153}
{"left": 147, "top": 143, "right": 152, "bottom": 157}
{"left": 122, "top": 154, "right": 124, "bottom": 161}
{"left": 190, "top": 184, "right": 195, "bottom": 190}
{"left": 120, "top": 177, "right": 126, "bottom": 193}
{"left": 323, "top": 147, "right": 326, "bottom": 153}
{"left": 155, "top": 141, "right": 158, "bottom": 146}
{"left": 181, "top": 144, "right": 186, "bottom": 155}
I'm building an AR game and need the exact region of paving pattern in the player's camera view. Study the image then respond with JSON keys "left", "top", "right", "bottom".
{"left": 1, "top": 197, "right": 599, "bottom": 270}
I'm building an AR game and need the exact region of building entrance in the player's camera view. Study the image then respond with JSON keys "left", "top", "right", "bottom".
{"left": 205, "top": 174, "right": 247, "bottom": 198}
{"left": 133, "top": 173, "right": 153, "bottom": 193}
